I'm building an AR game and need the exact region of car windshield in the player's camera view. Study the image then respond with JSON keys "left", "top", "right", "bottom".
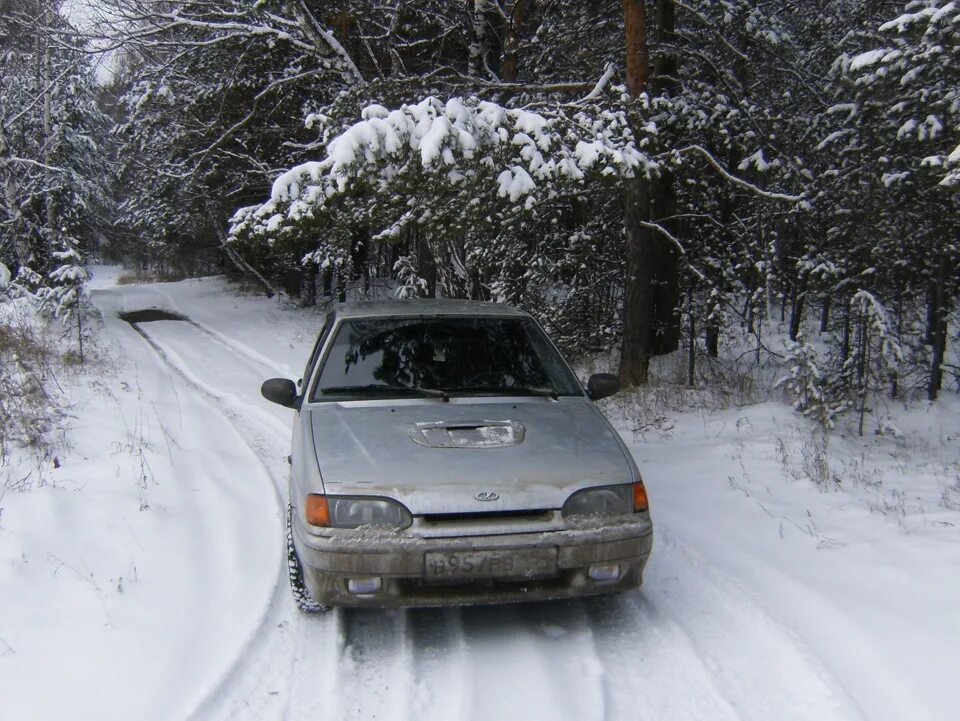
{"left": 312, "top": 316, "right": 582, "bottom": 400}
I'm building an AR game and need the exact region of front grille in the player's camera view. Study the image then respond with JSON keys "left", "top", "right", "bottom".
{"left": 420, "top": 509, "right": 553, "bottom": 524}
{"left": 399, "top": 573, "right": 569, "bottom": 595}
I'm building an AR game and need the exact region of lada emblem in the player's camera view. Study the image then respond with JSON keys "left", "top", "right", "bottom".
{"left": 474, "top": 490, "right": 500, "bottom": 502}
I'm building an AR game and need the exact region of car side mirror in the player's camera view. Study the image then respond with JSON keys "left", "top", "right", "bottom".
{"left": 587, "top": 373, "right": 620, "bottom": 401}
{"left": 261, "top": 378, "right": 298, "bottom": 408}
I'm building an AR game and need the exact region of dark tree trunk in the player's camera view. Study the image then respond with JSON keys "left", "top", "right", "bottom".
{"left": 892, "top": 278, "right": 904, "bottom": 398}
{"left": 649, "top": 63, "right": 681, "bottom": 362}
{"left": 322, "top": 266, "right": 333, "bottom": 301}
{"left": 820, "top": 295, "right": 831, "bottom": 333}
{"left": 928, "top": 251, "right": 948, "bottom": 401}
{"left": 501, "top": 0, "right": 526, "bottom": 83}
{"left": 649, "top": 196, "right": 681, "bottom": 355}
{"left": 619, "top": 177, "right": 655, "bottom": 385}
{"left": 619, "top": 0, "right": 671, "bottom": 387}
{"left": 351, "top": 228, "right": 370, "bottom": 293}
{"left": 416, "top": 227, "right": 438, "bottom": 298}
{"left": 652, "top": 0, "right": 677, "bottom": 95}
{"left": 687, "top": 286, "right": 695, "bottom": 386}
{"left": 788, "top": 279, "right": 806, "bottom": 341}
{"left": 706, "top": 322, "right": 719, "bottom": 358}
{"left": 622, "top": 0, "right": 648, "bottom": 99}
{"left": 924, "top": 278, "right": 936, "bottom": 345}
{"left": 856, "top": 310, "right": 869, "bottom": 437}
{"left": 840, "top": 300, "right": 851, "bottom": 368}
{"left": 304, "top": 262, "right": 317, "bottom": 305}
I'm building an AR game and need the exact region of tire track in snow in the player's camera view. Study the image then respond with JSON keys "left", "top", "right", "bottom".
{"left": 124, "top": 316, "right": 366, "bottom": 721}
{"left": 132, "top": 314, "right": 471, "bottom": 721}
{"left": 279, "top": 608, "right": 345, "bottom": 721}
{"left": 131, "top": 316, "right": 733, "bottom": 721}
{"left": 112, "top": 316, "right": 310, "bottom": 721}
{"left": 641, "top": 534, "right": 867, "bottom": 721}
{"left": 125, "top": 322, "right": 294, "bottom": 718}
{"left": 585, "top": 592, "right": 745, "bottom": 721}
{"left": 107, "top": 284, "right": 866, "bottom": 721}
{"left": 106, "top": 287, "right": 613, "bottom": 721}
{"left": 332, "top": 608, "right": 413, "bottom": 721}
{"left": 455, "top": 601, "right": 607, "bottom": 721}
{"left": 103, "top": 315, "right": 286, "bottom": 721}
{"left": 406, "top": 608, "right": 470, "bottom": 721}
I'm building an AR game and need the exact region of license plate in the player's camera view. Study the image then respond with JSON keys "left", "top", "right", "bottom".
{"left": 424, "top": 548, "right": 557, "bottom": 582}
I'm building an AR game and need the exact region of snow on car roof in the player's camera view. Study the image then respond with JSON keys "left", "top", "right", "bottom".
{"left": 332, "top": 299, "right": 528, "bottom": 319}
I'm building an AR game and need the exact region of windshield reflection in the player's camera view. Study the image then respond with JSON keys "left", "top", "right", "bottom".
{"left": 314, "top": 317, "right": 581, "bottom": 400}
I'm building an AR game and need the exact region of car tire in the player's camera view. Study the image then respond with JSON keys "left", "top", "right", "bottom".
{"left": 287, "top": 504, "right": 327, "bottom": 613}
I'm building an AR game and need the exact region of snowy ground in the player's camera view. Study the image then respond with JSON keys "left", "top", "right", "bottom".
{"left": 2, "top": 268, "right": 958, "bottom": 721}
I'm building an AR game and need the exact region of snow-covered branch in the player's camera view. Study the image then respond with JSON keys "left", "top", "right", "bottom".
{"left": 292, "top": 0, "right": 364, "bottom": 84}
{"left": 671, "top": 145, "right": 803, "bottom": 202}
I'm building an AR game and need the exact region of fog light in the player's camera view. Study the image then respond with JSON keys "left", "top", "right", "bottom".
{"left": 346, "top": 577, "right": 382, "bottom": 594}
{"left": 588, "top": 563, "right": 621, "bottom": 582}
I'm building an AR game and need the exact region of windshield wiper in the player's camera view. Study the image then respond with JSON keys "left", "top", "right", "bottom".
{"left": 320, "top": 384, "right": 449, "bottom": 401}
{"left": 444, "top": 384, "right": 558, "bottom": 400}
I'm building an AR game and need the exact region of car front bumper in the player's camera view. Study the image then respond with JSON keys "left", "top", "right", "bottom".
{"left": 294, "top": 517, "right": 653, "bottom": 608}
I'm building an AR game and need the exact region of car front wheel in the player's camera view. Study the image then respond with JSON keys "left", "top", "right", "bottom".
{"left": 286, "top": 504, "right": 327, "bottom": 613}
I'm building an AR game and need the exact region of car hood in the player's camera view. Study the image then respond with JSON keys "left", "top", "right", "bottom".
{"left": 307, "top": 397, "right": 633, "bottom": 515}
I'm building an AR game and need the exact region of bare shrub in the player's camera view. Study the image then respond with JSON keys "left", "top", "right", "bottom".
{"left": 0, "top": 300, "right": 68, "bottom": 486}
{"left": 775, "top": 431, "right": 840, "bottom": 490}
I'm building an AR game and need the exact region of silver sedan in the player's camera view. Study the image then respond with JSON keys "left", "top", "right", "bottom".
{"left": 261, "top": 300, "right": 652, "bottom": 609}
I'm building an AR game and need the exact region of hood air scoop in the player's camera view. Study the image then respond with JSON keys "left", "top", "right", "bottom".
{"left": 407, "top": 420, "right": 525, "bottom": 449}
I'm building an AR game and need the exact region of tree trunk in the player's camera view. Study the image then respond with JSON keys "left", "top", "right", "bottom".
{"left": 788, "top": 278, "right": 806, "bottom": 341}
{"left": 705, "top": 324, "right": 719, "bottom": 358}
{"left": 840, "top": 300, "right": 851, "bottom": 369}
{"left": 469, "top": 0, "right": 490, "bottom": 78}
{"left": 416, "top": 227, "right": 438, "bottom": 298}
{"left": 618, "top": 0, "right": 653, "bottom": 386}
{"left": 652, "top": 0, "right": 677, "bottom": 95}
{"left": 619, "top": 177, "right": 655, "bottom": 385}
{"left": 820, "top": 295, "right": 830, "bottom": 333}
{"left": 928, "top": 251, "right": 948, "bottom": 401}
{"left": 650, "top": 0, "right": 680, "bottom": 358}
{"left": 622, "top": 0, "right": 648, "bottom": 99}
{"left": 856, "top": 309, "right": 868, "bottom": 437}
{"left": 305, "top": 261, "right": 317, "bottom": 305}
{"left": 42, "top": 0, "right": 56, "bottom": 265}
{"left": 501, "top": 1, "right": 526, "bottom": 83}
{"left": 322, "top": 267, "right": 333, "bottom": 300}
{"left": 650, "top": 178, "right": 680, "bottom": 355}
{"left": 0, "top": 127, "right": 29, "bottom": 270}
{"left": 687, "top": 286, "right": 695, "bottom": 386}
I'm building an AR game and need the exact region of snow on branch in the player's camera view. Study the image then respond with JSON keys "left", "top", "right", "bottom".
{"left": 570, "top": 63, "right": 617, "bottom": 106}
{"left": 231, "top": 95, "right": 657, "bottom": 241}
{"left": 292, "top": 0, "right": 363, "bottom": 84}
{"left": 670, "top": 145, "right": 803, "bottom": 202}
{"left": 8, "top": 157, "right": 68, "bottom": 174}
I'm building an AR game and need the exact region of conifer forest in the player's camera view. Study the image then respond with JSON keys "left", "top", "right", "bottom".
{"left": 1, "top": 0, "right": 958, "bottom": 420}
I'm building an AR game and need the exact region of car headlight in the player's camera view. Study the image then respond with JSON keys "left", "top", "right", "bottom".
{"left": 305, "top": 494, "right": 412, "bottom": 529}
{"left": 562, "top": 482, "right": 647, "bottom": 517}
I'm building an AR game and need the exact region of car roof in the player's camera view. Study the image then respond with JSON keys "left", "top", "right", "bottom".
{"left": 330, "top": 299, "right": 529, "bottom": 320}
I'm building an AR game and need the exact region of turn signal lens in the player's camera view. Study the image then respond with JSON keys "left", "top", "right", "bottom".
{"left": 632, "top": 481, "right": 649, "bottom": 512}
{"left": 305, "top": 494, "right": 330, "bottom": 526}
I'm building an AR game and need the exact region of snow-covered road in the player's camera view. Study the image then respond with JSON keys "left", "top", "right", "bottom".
{"left": 101, "top": 279, "right": 865, "bottom": 721}
{"left": 5, "top": 271, "right": 958, "bottom": 721}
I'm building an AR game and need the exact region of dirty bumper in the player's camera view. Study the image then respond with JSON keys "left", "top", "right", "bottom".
{"left": 295, "top": 520, "right": 653, "bottom": 608}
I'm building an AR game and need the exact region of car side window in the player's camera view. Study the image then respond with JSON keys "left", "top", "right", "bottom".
{"left": 300, "top": 314, "right": 334, "bottom": 390}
